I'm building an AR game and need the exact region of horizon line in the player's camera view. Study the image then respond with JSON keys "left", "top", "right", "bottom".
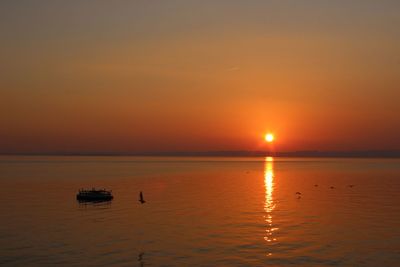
{"left": 1, "top": 150, "right": 400, "bottom": 158}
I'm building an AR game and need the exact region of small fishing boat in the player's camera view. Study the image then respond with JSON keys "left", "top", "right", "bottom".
{"left": 76, "top": 188, "right": 113, "bottom": 202}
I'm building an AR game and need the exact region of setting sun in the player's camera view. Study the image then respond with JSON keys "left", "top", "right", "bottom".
{"left": 265, "top": 133, "right": 274, "bottom": 143}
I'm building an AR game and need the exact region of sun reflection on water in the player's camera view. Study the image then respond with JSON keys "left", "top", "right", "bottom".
{"left": 264, "top": 156, "right": 277, "bottom": 244}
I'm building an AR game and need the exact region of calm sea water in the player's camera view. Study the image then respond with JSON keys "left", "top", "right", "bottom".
{"left": 0, "top": 156, "right": 399, "bottom": 266}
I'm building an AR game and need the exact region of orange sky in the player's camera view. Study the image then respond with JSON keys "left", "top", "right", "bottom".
{"left": 1, "top": 1, "right": 400, "bottom": 153}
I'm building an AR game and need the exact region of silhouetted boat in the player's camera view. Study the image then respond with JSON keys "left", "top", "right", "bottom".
{"left": 76, "top": 188, "right": 113, "bottom": 202}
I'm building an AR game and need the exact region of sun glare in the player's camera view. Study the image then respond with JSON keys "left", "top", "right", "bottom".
{"left": 265, "top": 133, "right": 274, "bottom": 143}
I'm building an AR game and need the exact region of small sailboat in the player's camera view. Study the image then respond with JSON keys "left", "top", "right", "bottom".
{"left": 139, "top": 191, "right": 146, "bottom": 204}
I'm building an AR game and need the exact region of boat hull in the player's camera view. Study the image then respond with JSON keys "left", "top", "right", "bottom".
{"left": 76, "top": 194, "right": 114, "bottom": 201}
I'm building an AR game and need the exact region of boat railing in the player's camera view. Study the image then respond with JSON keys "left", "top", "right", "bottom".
{"left": 78, "top": 188, "right": 112, "bottom": 194}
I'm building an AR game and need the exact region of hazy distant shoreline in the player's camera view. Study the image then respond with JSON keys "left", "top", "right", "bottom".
{"left": 1, "top": 151, "right": 400, "bottom": 158}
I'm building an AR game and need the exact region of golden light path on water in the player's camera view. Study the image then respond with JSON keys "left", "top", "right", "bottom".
{"left": 264, "top": 156, "right": 278, "bottom": 248}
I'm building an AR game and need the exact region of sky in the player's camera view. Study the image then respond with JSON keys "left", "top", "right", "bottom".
{"left": 1, "top": 1, "right": 400, "bottom": 154}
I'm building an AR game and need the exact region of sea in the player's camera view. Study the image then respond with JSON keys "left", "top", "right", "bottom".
{"left": 0, "top": 156, "right": 399, "bottom": 266}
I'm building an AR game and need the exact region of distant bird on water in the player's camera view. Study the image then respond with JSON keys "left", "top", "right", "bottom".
{"left": 139, "top": 191, "right": 146, "bottom": 204}
{"left": 314, "top": 184, "right": 318, "bottom": 187}
{"left": 330, "top": 186, "right": 335, "bottom": 189}
{"left": 295, "top": 192, "right": 302, "bottom": 195}
{"left": 138, "top": 252, "right": 144, "bottom": 267}
{"left": 348, "top": 184, "right": 355, "bottom": 188}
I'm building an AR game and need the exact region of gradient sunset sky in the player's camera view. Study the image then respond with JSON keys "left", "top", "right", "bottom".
{"left": 1, "top": 1, "right": 400, "bottom": 153}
